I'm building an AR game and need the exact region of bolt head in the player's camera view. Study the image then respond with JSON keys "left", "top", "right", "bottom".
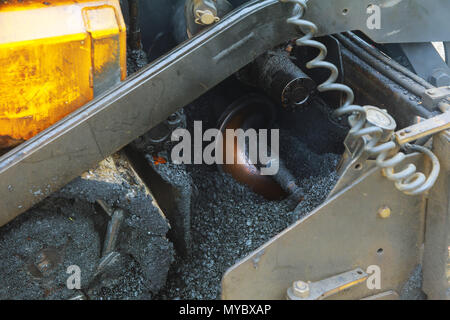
{"left": 293, "top": 281, "right": 310, "bottom": 298}
{"left": 378, "top": 206, "right": 391, "bottom": 219}
{"left": 430, "top": 69, "right": 450, "bottom": 87}
{"left": 198, "top": 10, "right": 216, "bottom": 25}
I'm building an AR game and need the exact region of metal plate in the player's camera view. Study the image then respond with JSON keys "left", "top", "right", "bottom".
{"left": 1, "top": 0, "right": 448, "bottom": 225}
{"left": 222, "top": 154, "right": 426, "bottom": 299}
{"left": 422, "top": 131, "right": 450, "bottom": 299}
{"left": 304, "top": 0, "right": 450, "bottom": 43}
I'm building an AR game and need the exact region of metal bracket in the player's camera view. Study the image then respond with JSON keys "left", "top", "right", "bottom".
{"left": 421, "top": 86, "right": 450, "bottom": 112}
{"left": 222, "top": 153, "right": 426, "bottom": 299}
{"left": 287, "top": 268, "right": 368, "bottom": 300}
{"left": 328, "top": 107, "right": 396, "bottom": 198}
{"left": 395, "top": 111, "right": 450, "bottom": 146}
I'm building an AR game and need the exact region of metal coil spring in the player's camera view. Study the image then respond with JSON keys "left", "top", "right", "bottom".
{"left": 280, "top": 0, "right": 440, "bottom": 195}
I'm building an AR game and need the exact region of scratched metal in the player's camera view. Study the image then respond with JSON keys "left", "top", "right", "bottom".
{"left": 0, "top": 0, "right": 298, "bottom": 226}
{"left": 1, "top": 0, "right": 448, "bottom": 226}
{"left": 304, "top": 0, "right": 450, "bottom": 43}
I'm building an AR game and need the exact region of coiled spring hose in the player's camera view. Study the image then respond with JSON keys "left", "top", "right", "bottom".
{"left": 279, "top": 0, "right": 440, "bottom": 195}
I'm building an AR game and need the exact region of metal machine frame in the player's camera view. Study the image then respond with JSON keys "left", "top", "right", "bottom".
{"left": 1, "top": 0, "right": 449, "bottom": 299}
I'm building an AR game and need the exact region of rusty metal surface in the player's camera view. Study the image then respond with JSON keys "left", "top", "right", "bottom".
{"left": 128, "top": 0, "right": 142, "bottom": 51}
{"left": 336, "top": 33, "right": 431, "bottom": 106}
{"left": 422, "top": 131, "right": 450, "bottom": 299}
{"left": 222, "top": 153, "right": 426, "bottom": 300}
{"left": 399, "top": 42, "right": 450, "bottom": 87}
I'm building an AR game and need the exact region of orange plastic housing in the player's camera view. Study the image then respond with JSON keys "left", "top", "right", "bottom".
{"left": 0, "top": 0, "right": 126, "bottom": 149}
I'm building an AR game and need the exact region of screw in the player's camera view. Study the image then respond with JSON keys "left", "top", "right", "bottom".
{"left": 378, "top": 206, "right": 391, "bottom": 219}
{"left": 292, "top": 281, "right": 310, "bottom": 298}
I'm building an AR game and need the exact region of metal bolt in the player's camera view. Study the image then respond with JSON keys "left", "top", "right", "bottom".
{"left": 196, "top": 9, "right": 217, "bottom": 25}
{"left": 430, "top": 69, "right": 450, "bottom": 87}
{"left": 378, "top": 206, "right": 391, "bottom": 219}
{"left": 292, "top": 280, "right": 310, "bottom": 298}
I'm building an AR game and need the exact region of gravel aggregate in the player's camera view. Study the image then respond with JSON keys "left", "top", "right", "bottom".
{"left": 157, "top": 127, "right": 341, "bottom": 299}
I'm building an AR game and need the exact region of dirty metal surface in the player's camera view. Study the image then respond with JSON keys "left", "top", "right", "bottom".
{"left": 1, "top": 0, "right": 447, "bottom": 227}
{"left": 303, "top": 0, "right": 450, "bottom": 43}
{"left": 395, "top": 111, "right": 450, "bottom": 145}
{"left": 399, "top": 42, "right": 450, "bottom": 87}
{"left": 339, "top": 43, "right": 432, "bottom": 129}
{"left": 0, "top": 0, "right": 300, "bottom": 227}
{"left": 422, "top": 131, "right": 450, "bottom": 299}
{"left": 222, "top": 153, "right": 426, "bottom": 300}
